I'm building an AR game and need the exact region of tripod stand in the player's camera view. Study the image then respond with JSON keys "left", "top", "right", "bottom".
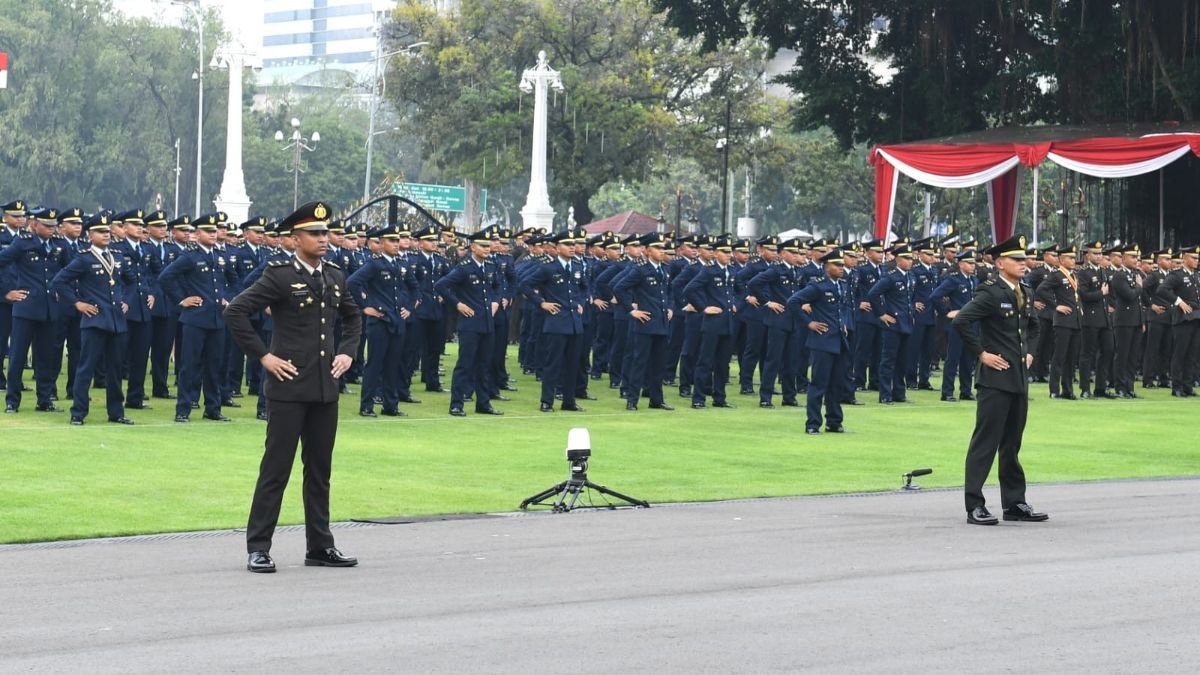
{"left": 520, "top": 452, "right": 649, "bottom": 512}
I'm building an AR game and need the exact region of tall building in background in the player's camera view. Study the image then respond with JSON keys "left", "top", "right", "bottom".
{"left": 259, "top": 0, "right": 397, "bottom": 90}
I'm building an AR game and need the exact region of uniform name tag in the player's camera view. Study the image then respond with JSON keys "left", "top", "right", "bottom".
{"left": 1000, "top": 302, "right": 1013, "bottom": 309}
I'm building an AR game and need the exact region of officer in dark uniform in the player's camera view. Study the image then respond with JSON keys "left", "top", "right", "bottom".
{"left": 737, "top": 235, "right": 778, "bottom": 395}
{"left": 520, "top": 230, "right": 587, "bottom": 412}
{"left": 851, "top": 238, "right": 885, "bottom": 391}
{"left": 159, "top": 213, "right": 236, "bottom": 422}
{"left": 612, "top": 232, "right": 674, "bottom": 411}
{"left": 1142, "top": 249, "right": 1174, "bottom": 388}
{"left": 748, "top": 238, "right": 805, "bottom": 408}
{"left": 347, "top": 223, "right": 419, "bottom": 417}
{"left": 1155, "top": 245, "right": 1200, "bottom": 397}
{"left": 0, "top": 206, "right": 70, "bottom": 413}
{"left": 1026, "top": 244, "right": 1059, "bottom": 382}
{"left": 411, "top": 225, "right": 449, "bottom": 392}
{"left": 587, "top": 234, "right": 618, "bottom": 380}
{"left": 906, "top": 238, "right": 939, "bottom": 390}
{"left": 112, "top": 209, "right": 156, "bottom": 409}
{"left": 1076, "top": 241, "right": 1115, "bottom": 398}
{"left": 50, "top": 213, "right": 134, "bottom": 425}
{"left": 596, "top": 234, "right": 640, "bottom": 393}
{"left": 788, "top": 246, "right": 853, "bottom": 433}
{"left": 684, "top": 234, "right": 738, "bottom": 409}
{"left": 52, "top": 208, "right": 87, "bottom": 396}
{"left": 1036, "top": 245, "right": 1081, "bottom": 399}
{"left": 952, "top": 234, "right": 1046, "bottom": 526}
{"left": 1110, "top": 244, "right": 1144, "bottom": 398}
{"left": 931, "top": 251, "right": 979, "bottom": 401}
{"left": 868, "top": 242, "right": 916, "bottom": 404}
{"left": 226, "top": 216, "right": 269, "bottom": 400}
{"left": 434, "top": 230, "right": 502, "bottom": 416}
{"left": 489, "top": 227, "right": 519, "bottom": 400}
{"left": 1, "top": 200, "right": 31, "bottom": 391}
{"left": 225, "top": 201, "right": 362, "bottom": 573}
{"left": 144, "top": 211, "right": 179, "bottom": 398}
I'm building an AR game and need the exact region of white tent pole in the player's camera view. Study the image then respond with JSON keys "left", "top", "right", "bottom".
{"left": 1032, "top": 166, "right": 1039, "bottom": 245}
{"left": 1159, "top": 168, "right": 1165, "bottom": 248}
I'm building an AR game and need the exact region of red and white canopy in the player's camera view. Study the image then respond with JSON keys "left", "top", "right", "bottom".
{"left": 868, "top": 125, "right": 1200, "bottom": 243}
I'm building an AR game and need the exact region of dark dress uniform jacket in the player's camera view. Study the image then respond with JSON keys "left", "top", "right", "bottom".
{"left": 0, "top": 234, "right": 71, "bottom": 321}
{"left": 50, "top": 248, "right": 129, "bottom": 334}
{"left": 1110, "top": 267, "right": 1143, "bottom": 327}
{"left": 1036, "top": 268, "right": 1081, "bottom": 329}
{"left": 747, "top": 263, "right": 803, "bottom": 331}
{"left": 520, "top": 258, "right": 586, "bottom": 335}
{"left": 952, "top": 278, "right": 1039, "bottom": 393}
{"left": 868, "top": 268, "right": 915, "bottom": 334}
{"left": 787, "top": 277, "right": 852, "bottom": 354}
{"left": 683, "top": 263, "right": 737, "bottom": 335}
{"left": 434, "top": 258, "right": 499, "bottom": 333}
{"left": 613, "top": 261, "right": 673, "bottom": 335}
{"left": 159, "top": 246, "right": 237, "bottom": 330}
{"left": 1155, "top": 267, "right": 1200, "bottom": 324}
{"left": 1076, "top": 264, "right": 1110, "bottom": 328}
{"left": 347, "top": 254, "right": 419, "bottom": 334}
{"left": 224, "top": 259, "right": 361, "bottom": 403}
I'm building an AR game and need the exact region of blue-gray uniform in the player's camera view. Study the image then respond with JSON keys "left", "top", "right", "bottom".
{"left": 748, "top": 247, "right": 804, "bottom": 407}
{"left": 411, "top": 228, "right": 450, "bottom": 391}
{"left": 788, "top": 251, "right": 853, "bottom": 432}
{"left": 906, "top": 242, "right": 939, "bottom": 389}
{"left": 852, "top": 244, "right": 885, "bottom": 390}
{"left": 612, "top": 234, "right": 673, "bottom": 409}
{"left": 594, "top": 244, "right": 634, "bottom": 390}
{"left": 488, "top": 233, "right": 518, "bottom": 399}
{"left": 323, "top": 229, "right": 356, "bottom": 393}
{"left": 246, "top": 242, "right": 293, "bottom": 417}
{"left": 520, "top": 233, "right": 587, "bottom": 411}
{"left": 663, "top": 244, "right": 695, "bottom": 386}
{"left": 736, "top": 238, "right": 775, "bottom": 393}
{"left": 0, "top": 199, "right": 28, "bottom": 391}
{"left": 50, "top": 216, "right": 130, "bottom": 423}
{"left": 671, "top": 248, "right": 707, "bottom": 395}
{"left": 434, "top": 237, "right": 501, "bottom": 414}
{"left": 225, "top": 231, "right": 268, "bottom": 399}
{"left": 347, "top": 244, "right": 419, "bottom": 416}
{"left": 514, "top": 247, "right": 544, "bottom": 373}
{"left": 683, "top": 245, "right": 738, "bottom": 407}
{"left": 53, "top": 214, "right": 89, "bottom": 394}
{"left": 571, "top": 244, "right": 595, "bottom": 400}
{"left": 158, "top": 215, "right": 238, "bottom": 421}
{"left": 587, "top": 239, "right": 617, "bottom": 379}
{"left": 794, "top": 251, "right": 825, "bottom": 390}
{"left": 145, "top": 220, "right": 181, "bottom": 399}
{"left": 113, "top": 220, "right": 156, "bottom": 408}
{"left": 932, "top": 258, "right": 979, "bottom": 400}
{"left": 0, "top": 217, "right": 70, "bottom": 412}
{"left": 868, "top": 246, "right": 916, "bottom": 404}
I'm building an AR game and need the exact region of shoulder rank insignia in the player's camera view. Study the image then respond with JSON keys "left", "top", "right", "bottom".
{"left": 268, "top": 260, "right": 290, "bottom": 267}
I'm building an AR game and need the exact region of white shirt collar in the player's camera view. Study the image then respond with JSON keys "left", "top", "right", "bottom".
{"left": 297, "top": 257, "right": 324, "bottom": 274}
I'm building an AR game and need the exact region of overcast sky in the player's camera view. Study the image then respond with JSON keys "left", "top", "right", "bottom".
{"left": 112, "top": 0, "right": 263, "bottom": 55}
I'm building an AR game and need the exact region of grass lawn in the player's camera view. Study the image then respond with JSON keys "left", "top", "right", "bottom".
{"left": 2, "top": 346, "right": 1198, "bottom": 544}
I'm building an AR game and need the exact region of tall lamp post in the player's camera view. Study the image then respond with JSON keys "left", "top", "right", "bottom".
{"left": 518, "top": 50, "right": 563, "bottom": 232}
{"left": 172, "top": 0, "right": 204, "bottom": 216}
{"left": 211, "top": 45, "right": 259, "bottom": 224}
{"left": 275, "top": 118, "right": 319, "bottom": 210}
{"left": 363, "top": 31, "right": 428, "bottom": 203}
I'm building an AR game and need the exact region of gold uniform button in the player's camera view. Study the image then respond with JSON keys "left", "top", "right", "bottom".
{"left": 321, "top": 334, "right": 326, "bottom": 340}
{"left": 321, "top": 318, "right": 326, "bottom": 324}
{"left": 320, "top": 350, "right": 326, "bottom": 357}
{"left": 321, "top": 302, "right": 326, "bottom": 308}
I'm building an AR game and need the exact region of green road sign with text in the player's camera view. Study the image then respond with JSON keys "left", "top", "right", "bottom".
{"left": 390, "top": 182, "right": 487, "bottom": 213}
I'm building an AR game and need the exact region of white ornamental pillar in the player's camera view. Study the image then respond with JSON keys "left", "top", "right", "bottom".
{"left": 212, "top": 47, "right": 253, "bottom": 223}
{"left": 519, "top": 50, "right": 563, "bottom": 231}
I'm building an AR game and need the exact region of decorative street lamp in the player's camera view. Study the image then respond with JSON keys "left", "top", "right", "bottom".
{"left": 518, "top": 50, "right": 564, "bottom": 231}
{"left": 363, "top": 28, "right": 429, "bottom": 202}
{"left": 275, "top": 118, "right": 319, "bottom": 210}
{"left": 171, "top": 0, "right": 204, "bottom": 216}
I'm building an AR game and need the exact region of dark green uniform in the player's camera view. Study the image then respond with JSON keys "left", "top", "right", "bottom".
{"left": 952, "top": 262, "right": 1039, "bottom": 515}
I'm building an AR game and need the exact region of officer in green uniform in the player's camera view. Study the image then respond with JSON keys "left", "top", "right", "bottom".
{"left": 224, "top": 201, "right": 363, "bottom": 573}
{"left": 952, "top": 234, "right": 1048, "bottom": 526}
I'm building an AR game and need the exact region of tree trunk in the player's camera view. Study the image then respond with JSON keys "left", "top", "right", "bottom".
{"left": 570, "top": 194, "right": 594, "bottom": 225}
{"left": 463, "top": 179, "right": 483, "bottom": 231}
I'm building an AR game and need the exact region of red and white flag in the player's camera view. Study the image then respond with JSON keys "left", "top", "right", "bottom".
{"left": 0, "top": 52, "right": 8, "bottom": 89}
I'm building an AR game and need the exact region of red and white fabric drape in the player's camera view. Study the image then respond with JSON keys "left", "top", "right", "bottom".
{"left": 869, "top": 134, "right": 1200, "bottom": 241}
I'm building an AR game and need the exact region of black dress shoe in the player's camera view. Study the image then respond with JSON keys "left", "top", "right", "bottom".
{"left": 425, "top": 386, "right": 447, "bottom": 393}
{"left": 805, "top": 428, "right": 820, "bottom": 435}
{"left": 247, "top": 550, "right": 276, "bottom": 573}
{"left": 305, "top": 547, "right": 357, "bottom": 567}
{"left": 625, "top": 402, "right": 638, "bottom": 411}
{"left": 967, "top": 506, "right": 999, "bottom": 525}
{"left": 153, "top": 391, "right": 172, "bottom": 399}
{"left": 203, "top": 413, "right": 232, "bottom": 422}
{"left": 580, "top": 393, "right": 598, "bottom": 401}
{"left": 842, "top": 398, "right": 864, "bottom": 406}
{"left": 825, "top": 425, "right": 846, "bottom": 433}
{"left": 501, "top": 384, "right": 519, "bottom": 392}
{"left": 70, "top": 416, "right": 84, "bottom": 426}
{"left": 126, "top": 402, "right": 152, "bottom": 410}
{"left": 539, "top": 403, "right": 555, "bottom": 413}
{"left": 609, "top": 382, "right": 621, "bottom": 389}
{"left": 1099, "top": 389, "right": 1118, "bottom": 399}
{"left": 1060, "top": 393, "right": 1077, "bottom": 400}
{"left": 378, "top": 408, "right": 405, "bottom": 417}
{"left": 561, "top": 404, "right": 586, "bottom": 412}
{"left": 781, "top": 399, "right": 799, "bottom": 407}
{"left": 108, "top": 417, "right": 135, "bottom": 425}
{"left": 476, "top": 407, "right": 504, "bottom": 415}
{"left": 713, "top": 402, "right": 736, "bottom": 409}
{"left": 1003, "top": 503, "right": 1049, "bottom": 522}
{"left": 648, "top": 402, "right": 675, "bottom": 411}
{"left": 960, "top": 393, "right": 976, "bottom": 401}
{"left": 678, "top": 386, "right": 692, "bottom": 397}
{"left": 359, "top": 409, "right": 378, "bottom": 417}
{"left": 4, "top": 404, "right": 16, "bottom": 414}
{"left": 35, "top": 403, "right": 63, "bottom": 412}
{"left": 941, "top": 395, "right": 958, "bottom": 402}
{"left": 230, "top": 391, "right": 244, "bottom": 398}
{"left": 174, "top": 415, "right": 190, "bottom": 423}
{"left": 740, "top": 387, "right": 755, "bottom": 395}
{"left": 190, "top": 401, "right": 200, "bottom": 409}
{"left": 492, "top": 394, "right": 511, "bottom": 402}
{"left": 398, "top": 396, "right": 422, "bottom": 404}
{"left": 917, "top": 383, "right": 935, "bottom": 391}
{"left": 759, "top": 401, "right": 775, "bottom": 409}
{"left": 221, "top": 399, "right": 242, "bottom": 408}
{"left": 1079, "top": 391, "right": 1094, "bottom": 400}
{"left": 879, "top": 399, "right": 894, "bottom": 405}
{"left": 691, "top": 402, "right": 707, "bottom": 409}
{"left": 256, "top": 412, "right": 269, "bottom": 421}
{"left": 449, "top": 408, "right": 466, "bottom": 417}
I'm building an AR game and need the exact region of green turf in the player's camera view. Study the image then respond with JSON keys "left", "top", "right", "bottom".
{"left": 2, "top": 348, "right": 1198, "bottom": 544}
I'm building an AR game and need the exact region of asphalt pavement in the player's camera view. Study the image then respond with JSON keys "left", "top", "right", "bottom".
{"left": 2, "top": 478, "right": 1198, "bottom": 673}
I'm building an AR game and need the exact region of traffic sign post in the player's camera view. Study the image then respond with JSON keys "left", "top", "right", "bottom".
{"left": 390, "top": 182, "right": 487, "bottom": 213}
